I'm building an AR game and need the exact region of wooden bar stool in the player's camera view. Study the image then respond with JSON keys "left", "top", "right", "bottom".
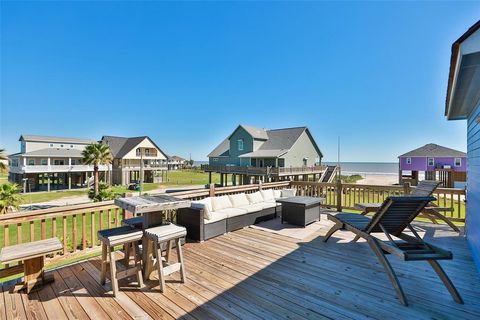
{"left": 98, "top": 226, "right": 144, "bottom": 297}
{"left": 122, "top": 216, "right": 145, "bottom": 265}
{"left": 144, "top": 224, "right": 187, "bottom": 292}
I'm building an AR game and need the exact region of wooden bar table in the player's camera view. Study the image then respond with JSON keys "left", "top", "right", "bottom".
{"left": 115, "top": 195, "right": 191, "bottom": 279}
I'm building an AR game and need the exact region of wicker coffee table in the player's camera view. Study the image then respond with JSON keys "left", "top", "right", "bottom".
{"left": 277, "top": 196, "right": 324, "bottom": 227}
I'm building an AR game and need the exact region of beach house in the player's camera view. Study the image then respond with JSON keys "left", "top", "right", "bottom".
{"left": 398, "top": 143, "right": 467, "bottom": 188}
{"left": 167, "top": 155, "right": 188, "bottom": 170}
{"left": 444, "top": 20, "right": 480, "bottom": 270}
{"left": 204, "top": 125, "right": 329, "bottom": 185}
{"left": 101, "top": 136, "right": 168, "bottom": 186}
{"left": 8, "top": 135, "right": 109, "bottom": 192}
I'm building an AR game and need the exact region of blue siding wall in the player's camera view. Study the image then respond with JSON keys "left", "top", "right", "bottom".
{"left": 467, "top": 103, "right": 480, "bottom": 271}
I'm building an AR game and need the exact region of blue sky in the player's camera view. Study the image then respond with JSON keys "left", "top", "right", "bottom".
{"left": 1, "top": 1, "right": 478, "bottom": 162}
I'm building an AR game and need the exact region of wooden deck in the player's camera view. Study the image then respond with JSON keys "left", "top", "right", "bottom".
{"left": 2, "top": 215, "right": 480, "bottom": 319}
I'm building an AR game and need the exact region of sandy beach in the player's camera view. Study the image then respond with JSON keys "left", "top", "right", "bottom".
{"left": 356, "top": 174, "right": 398, "bottom": 186}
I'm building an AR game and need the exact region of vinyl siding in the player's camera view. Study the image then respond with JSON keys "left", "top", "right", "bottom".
{"left": 467, "top": 102, "right": 480, "bottom": 271}
{"left": 282, "top": 131, "right": 320, "bottom": 167}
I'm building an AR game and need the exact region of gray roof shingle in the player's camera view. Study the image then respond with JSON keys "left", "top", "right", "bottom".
{"left": 19, "top": 134, "right": 96, "bottom": 145}
{"left": 101, "top": 136, "right": 167, "bottom": 159}
{"left": 399, "top": 144, "right": 466, "bottom": 158}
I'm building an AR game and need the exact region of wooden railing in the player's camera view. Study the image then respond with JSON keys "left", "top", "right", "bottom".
{"left": 0, "top": 180, "right": 465, "bottom": 280}
{"left": 290, "top": 181, "right": 466, "bottom": 223}
{"left": 201, "top": 164, "right": 326, "bottom": 176}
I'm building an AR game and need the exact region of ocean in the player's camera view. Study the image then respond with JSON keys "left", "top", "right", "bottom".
{"left": 194, "top": 160, "right": 398, "bottom": 176}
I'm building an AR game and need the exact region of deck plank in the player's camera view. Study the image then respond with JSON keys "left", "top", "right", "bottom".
{"left": 6, "top": 219, "right": 480, "bottom": 320}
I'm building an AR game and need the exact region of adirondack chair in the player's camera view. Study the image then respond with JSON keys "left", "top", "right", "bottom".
{"left": 355, "top": 180, "right": 459, "bottom": 232}
{"left": 324, "top": 196, "right": 463, "bottom": 306}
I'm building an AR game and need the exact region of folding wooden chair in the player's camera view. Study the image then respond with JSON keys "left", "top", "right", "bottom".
{"left": 324, "top": 196, "right": 463, "bottom": 306}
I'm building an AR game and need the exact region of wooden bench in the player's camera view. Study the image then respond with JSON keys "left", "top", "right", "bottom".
{"left": 0, "top": 237, "right": 63, "bottom": 293}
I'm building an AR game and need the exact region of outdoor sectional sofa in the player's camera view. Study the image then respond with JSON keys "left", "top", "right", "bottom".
{"left": 177, "top": 188, "right": 296, "bottom": 241}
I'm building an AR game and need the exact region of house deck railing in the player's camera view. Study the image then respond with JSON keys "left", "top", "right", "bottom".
{"left": 0, "top": 180, "right": 465, "bottom": 280}
{"left": 201, "top": 164, "right": 327, "bottom": 176}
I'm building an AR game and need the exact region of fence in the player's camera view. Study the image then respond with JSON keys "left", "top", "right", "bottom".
{"left": 0, "top": 180, "right": 465, "bottom": 279}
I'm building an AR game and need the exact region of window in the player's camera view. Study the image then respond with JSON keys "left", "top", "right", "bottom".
{"left": 71, "top": 159, "right": 76, "bottom": 165}
{"left": 70, "top": 145, "right": 74, "bottom": 148}
{"left": 41, "top": 159, "right": 48, "bottom": 165}
{"left": 406, "top": 157, "right": 411, "bottom": 165}
{"left": 428, "top": 158, "right": 434, "bottom": 166}
{"left": 213, "top": 158, "right": 218, "bottom": 162}
{"left": 54, "top": 160, "right": 64, "bottom": 165}
{"left": 238, "top": 139, "right": 244, "bottom": 151}
{"left": 28, "top": 159, "right": 35, "bottom": 166}
{"left": 303, "top": 158, "right": 308, "bottom": 166}
{"left": 60, "top": 144, "right": 64, "bottom": 148}
{"left": 21, "top": 141, "right": 26, "bottom": 153}
{"left": 454, "top": 158, "right": 462, "bottom": 167}
{"left": 50, "top": 143, "right": 53, "bottom": 147}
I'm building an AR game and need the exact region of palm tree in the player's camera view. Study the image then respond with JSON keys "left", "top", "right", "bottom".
{"left": 0, "top": 148, "right": 8, "bottom": 171}
{"left": 82, "top": 143, "right": 112, "bottom": 196}
{"left": 0, "top": 183, "right": 21, "bottom": 214}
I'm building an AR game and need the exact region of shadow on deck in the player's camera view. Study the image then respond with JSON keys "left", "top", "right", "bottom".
{"left": 2, "top": 216, "right": 480, "bottom": 319}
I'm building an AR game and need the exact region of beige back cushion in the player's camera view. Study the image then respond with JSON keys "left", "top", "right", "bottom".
{"left": 281, "top": 189, "right": 297, "bottom": 198}
{"left": 261, "top": 189, "right": 275, "bottom": 201}
{"left": 191, "top": 198, "right": 213, "bottom": 220}
{"left": 211, "top": 195, "right": 233, "bottom": 211}
{"left": 247, "top": 191, "right": 264, "bottom": 204}
{"left": 273, "top": 189, "right": 282, "bottom": 199}
{"left": 229, "top": 193, "right": 250, "bottom": 207}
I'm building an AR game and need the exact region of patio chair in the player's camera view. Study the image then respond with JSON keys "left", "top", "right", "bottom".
{"left": 324, "top": 196, "right": 463, "bottom": 306}
{"left": 356, "top": 180, "right": 460, "bottom": 232}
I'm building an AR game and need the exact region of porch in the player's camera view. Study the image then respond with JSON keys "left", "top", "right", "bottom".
{"left": 2, "top": 219, "right": 479, "bottom": 319}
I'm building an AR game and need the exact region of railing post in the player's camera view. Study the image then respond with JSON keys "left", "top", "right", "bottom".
{"left": 209, "top": 183, "right": 216, "bottom": 197}
{"left": 403, "top": 182, "right": 411, "bottom": 195}
{"left": 258, "top": 180, "right": 263, "bottom": 191}
{"left": 336, "top": 179, "right": 342, "bottom": 212}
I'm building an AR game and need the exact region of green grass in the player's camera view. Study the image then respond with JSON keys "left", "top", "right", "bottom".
{"left": 340, "top": 174, "right": 363, "bottom": 184}
{"left": 20, "top": 189, "right": 88, "bottom": 204}
{"left": 163, "top": 169, "right": 230, "bottom": 186}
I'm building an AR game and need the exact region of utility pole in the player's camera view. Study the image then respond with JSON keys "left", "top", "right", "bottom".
{"left": 139, "top": 148, "right": 144, "bottom": 196}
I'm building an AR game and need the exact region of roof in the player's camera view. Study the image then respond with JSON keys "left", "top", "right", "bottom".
{"left": 208, "top": 126, "right": 323, "bottom": 158}
{"left": 169, "top": 155, "right": 186, "bottom": 161}
{"left": 208, "top": 138, "right": 230, "bottom": 157}
{"left": 228, "top": 125, "right": 269, "bottom": 140}
{"left": 101, "top": 136, "right": 167, "bottom": 159}
{"left": 12, "top": 148, "right": 84, "bottom": 158}
{"left": 445, "top": 20, "right": 480, "bottom": 118}
{"left": 19, "top": 134, "right": 96, "bottom": 145}
{"left": 238, "top": 149, "right": 288, "bottom": 158}
{"left": 399, "top": 144, "right": 466, "bottom": 158}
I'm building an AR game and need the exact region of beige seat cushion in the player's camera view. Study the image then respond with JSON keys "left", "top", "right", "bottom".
{"left": 247, "top": 191, "right": 264, "bottom": 204}
{"left": 215, "top": 207, "right": 248, "bottom": 218}
{"left": 212, "top": 195, "right": 233, "bottom": 211}
{"left": 259, "top": 201, "right": 276, "bottom": 209}
{"left": 261, "top": 189, "right": 275, "bottom": 201}
{"left": 204, "top": 211, "right": 229, "bottom": 224}
{"left": 229, "top": 193, "right": 250, "bottom": 207}
{"left": 238, "top": 204, "right": 264, "bottom": 213}
{"left": 191, "top": 197, "right": 213, "bottom": 220}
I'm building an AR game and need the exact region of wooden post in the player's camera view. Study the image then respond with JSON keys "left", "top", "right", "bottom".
{"left": 403, "top": 182, "right": 411, "bottom": 196}
{"left": 336, "top": 179, "right": 342, "bottom": 212}
{"left": 258, "top": 180, "right": 263, "bottom": 191}
{"left": 209, "top": 183, "right": 215, "bottom": 197}
{"left": 208, "top": 172, "right": 212, "bottom": 184}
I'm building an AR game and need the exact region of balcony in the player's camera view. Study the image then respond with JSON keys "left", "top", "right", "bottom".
{"left": 9, "top": 164, "right": 111, "bottom": 174}
{"left": 119, "top": 164, "right": 168, "bottom": 171}
{"left": 202, "top": 164, "right": 327, "bottom": 176}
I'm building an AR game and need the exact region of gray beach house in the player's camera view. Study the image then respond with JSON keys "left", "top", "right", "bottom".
{"left": 204, "top": 125, "right": 331, "bottom": 185}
